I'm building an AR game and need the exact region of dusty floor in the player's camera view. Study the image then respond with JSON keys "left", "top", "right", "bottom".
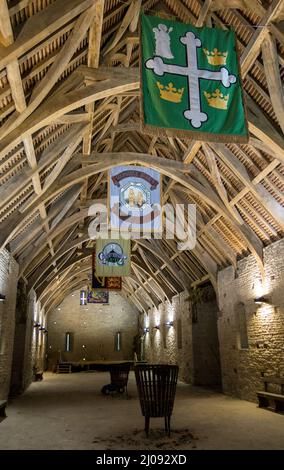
{"left": 0, "top": 371, "right": 284, "bottom": 450}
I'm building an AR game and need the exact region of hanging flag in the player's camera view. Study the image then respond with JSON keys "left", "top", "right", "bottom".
{"left": 80, "top": 290, "right": 87, "bottom": 305}
{"left": 92, "top": 275, "right": 122, "bottom": 291}
{"left": 87, "top": 288, "right": 109, "bottom": 304}
{"left": 95, "top": 238, "right": 131, "bottom": 277}
{"left": 92, "top": 252, "right": 122, "bottom": 290}
{"left": 109, "top": 165, "right": 161, "bottom": 233}
{"left": 140, "top": 14, "right": 248, "bottom": 143}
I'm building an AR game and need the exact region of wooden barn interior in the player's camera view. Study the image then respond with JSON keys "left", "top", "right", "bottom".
{"left": 0, "top": 0, "right": 284, "bottom": 450}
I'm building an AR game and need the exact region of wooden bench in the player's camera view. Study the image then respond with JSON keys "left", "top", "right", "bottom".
{"left": 0, "top": 400, "right": 7, "bottom": 417}
{"left": 57, "top": 363, "right": 72, "bottom": 374}
{"left": 257, "top": 376, "right": 284, "bottom": 413}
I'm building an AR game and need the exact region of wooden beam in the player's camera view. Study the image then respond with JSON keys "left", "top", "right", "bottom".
{"left": 18, "top": 197, "right": 104, "bottom": 276}
{"left": 37, "top": 251, "right": 93, "bottom": 299}
{"left": 0, "top": 67, "right": 140, "bottom": 161}
{"left": 182, "top": 141, "right": 202, "bottom": 164}
{"left": 0, "top": 0, "right": 94, "bottom": 69}
{"left": 0, "top": 4, "right": 98, "bottom": 141}
{"left": 136, "top": 240, "right": 189, "bottom": 292}
{"left": 244, "top": 0, "right": 284, "bottom": 43}
{"left": 0, "top": 152, "right": 262, "bottom": 271}
{"left": 196, "top": 0, "right": 213, "bottom": 27}
{"left": 123, "top": 281, "right": 149, "bottom": 313}
{"left": 172, "top": 188, "right": 236, "bottom": 268}
{"left": 211, "top": 143, "right": 284, "bottom": 230}
{"left": 81, "top": 0, "right": 105, "bottom": 201}
{"left": 27, "top": 232, "right": 90, "bottom": 292}
{"left": 1, "top": 65, "right": 282, "bottom": 173}
{"left": 0, "top": 124, "right": 88, "bottom": 210}
{"left": 193, "top": 241, "right": 218, "bottom": 291}
{"left": 240, "top": 0, "right": 284, "bottom": 78}
{"left": 136, "top": 247, "right": 168, "bottom": 300}
{"left": 130, "top": 269, "right": 160, "bottom": 308}
{"left": 132, "top": 259, "right": 176, "bottom": 299}
{"left": 54, "top": 113, "right": 90, "bottom": 124}
{"left": 261, "top": 33, "right": 284, "bottom": 134}
{"left": 42, "top": 125, "right": 87, "bottom": 193}
{"left": 104, "top": 0, "right": 141, "bottom": 55}
{"left": 210, "top": 0, "right": 246, "bottom": 10}
{"left": 0, "top": 0, "right": 13, "bottom": 47}
{"left": 6, "top": 60, "right": 26, "bottom": 112}
{"left": 246, "top": 93, "right": 284, "bottom": 165}
{"left": 2, "top": 2, "right": 58, "bottom": 271}
{"left": 202, "top": 143, "right": 243, "bottom": 224}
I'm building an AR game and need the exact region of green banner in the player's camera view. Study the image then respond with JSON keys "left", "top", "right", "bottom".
{"left": 95, "top": 239, "right": 131, "bottom": 277}
{"left": 140, "top": 14, "right": 248, "bottom": 143}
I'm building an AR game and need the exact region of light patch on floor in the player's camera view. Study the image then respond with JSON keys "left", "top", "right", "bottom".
{"left": 0, "top": 372, "right": 283, "bottom": 450}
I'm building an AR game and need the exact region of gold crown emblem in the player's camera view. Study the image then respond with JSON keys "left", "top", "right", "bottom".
{"left": 204, "top": 89, "right": 229, "bottom": 110}
{"left": 157, "top": 81, "right": 184, "bottom": 103}
{"left": 203, "top": 47, "right": 228, "bottom": 65}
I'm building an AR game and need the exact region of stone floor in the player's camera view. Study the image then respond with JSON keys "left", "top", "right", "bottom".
{"left": 0, "top": 371, "right": 284, "bottom": 450}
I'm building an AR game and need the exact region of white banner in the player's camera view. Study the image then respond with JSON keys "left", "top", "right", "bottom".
{"left": 109, "top": 165, "right": 162, "bottom": 233}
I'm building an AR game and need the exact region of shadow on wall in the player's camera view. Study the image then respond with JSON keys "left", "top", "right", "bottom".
{"left": 190, "top": 283, "right": 222, "bottom": 388}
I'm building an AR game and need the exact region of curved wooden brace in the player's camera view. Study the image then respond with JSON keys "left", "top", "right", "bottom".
{"left": 171, "top": 187, "right": 237, "bottom": 269}
{"left": 131, "top": 259, "right": 176, "bottom": 300}
{"left": 0, "top": 67, "right": 140, "bottom": 161}
{"left": 27, "top": 232, "right": 90, "bottom": 292}
{"left": 19, "top": 199, "right": 105, "bottom": 278}
{"left": 0, "top": 153, "right": 253, "bottom": 246}
{"left": 122, "top": 282, "right": 149, "bottom": 314}
{"left": 2, "top": 151, "right": 264, "bottom": 282}
{"left": 128, "top": 274, "right": 160, "bottom": 309}
{"left": 45, "top": 275, "right": 142, "bottom": 316}
{"left": 38, "top": 251, "right": 93, "bottom": 300}
{"left": 40, "top": 255, "right": 160, "bottom": 312}
{"left": 40, "top": 260, "right": 92, "bottom": 306}
{"left": 0, "top": 55, "right": 265, "bottom": 276}
{"left": 131, "top": 260, "right": 166, "bottom": 303}
{"left": 45, "top": 277, "right": 89, "bottom": 315}
{"left": 136, "top": 239, "right": 190, "bottom": 292}
{"left": 43, "top": 270, "right": 92, "bottom": 311}
{"left": 41, "top": 259, "right": 164, "bottom": 314}
{"left": 35, "top": 247, "right": 163, "bottom": 312}
{"left": 131, "top": 264, "right": 166, "bottom": 303}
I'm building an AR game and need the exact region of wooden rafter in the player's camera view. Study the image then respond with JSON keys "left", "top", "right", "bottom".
{"left": 0, "top": 0, "right": 283, "bottom": 313}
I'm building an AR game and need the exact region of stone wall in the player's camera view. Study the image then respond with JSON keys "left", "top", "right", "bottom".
{"left": 47, "top": 290, "right": 139, "bottom": 366}
{"left": 143, "top": 290, "right": 221, "bottom": 385}
{"left": 23, "top": 290, "right": 46, "bottom": 388}
{"left": 0, "top": 249, "right": 19, "bottom": 400}
{"left": 8, "top": 283, "right": 44, "bottom": 395}
{"left": 1, "top": 238, "right": 283, "bottom": 403}
{"left": 143, "top": 292, "right": 192, "bottom": 383}
{"left": 217, "top": 238, "right": 284, "bottom": 402}
{"left": 10, "top": 279, "right": 29, "bottom": 395}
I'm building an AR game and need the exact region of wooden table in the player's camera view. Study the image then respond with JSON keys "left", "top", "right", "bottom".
{"left": 69, "top": 360, "right": 133, "bottom": 371}
{"left": 66, "top": 360, "right": 134, "bottom": 394}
